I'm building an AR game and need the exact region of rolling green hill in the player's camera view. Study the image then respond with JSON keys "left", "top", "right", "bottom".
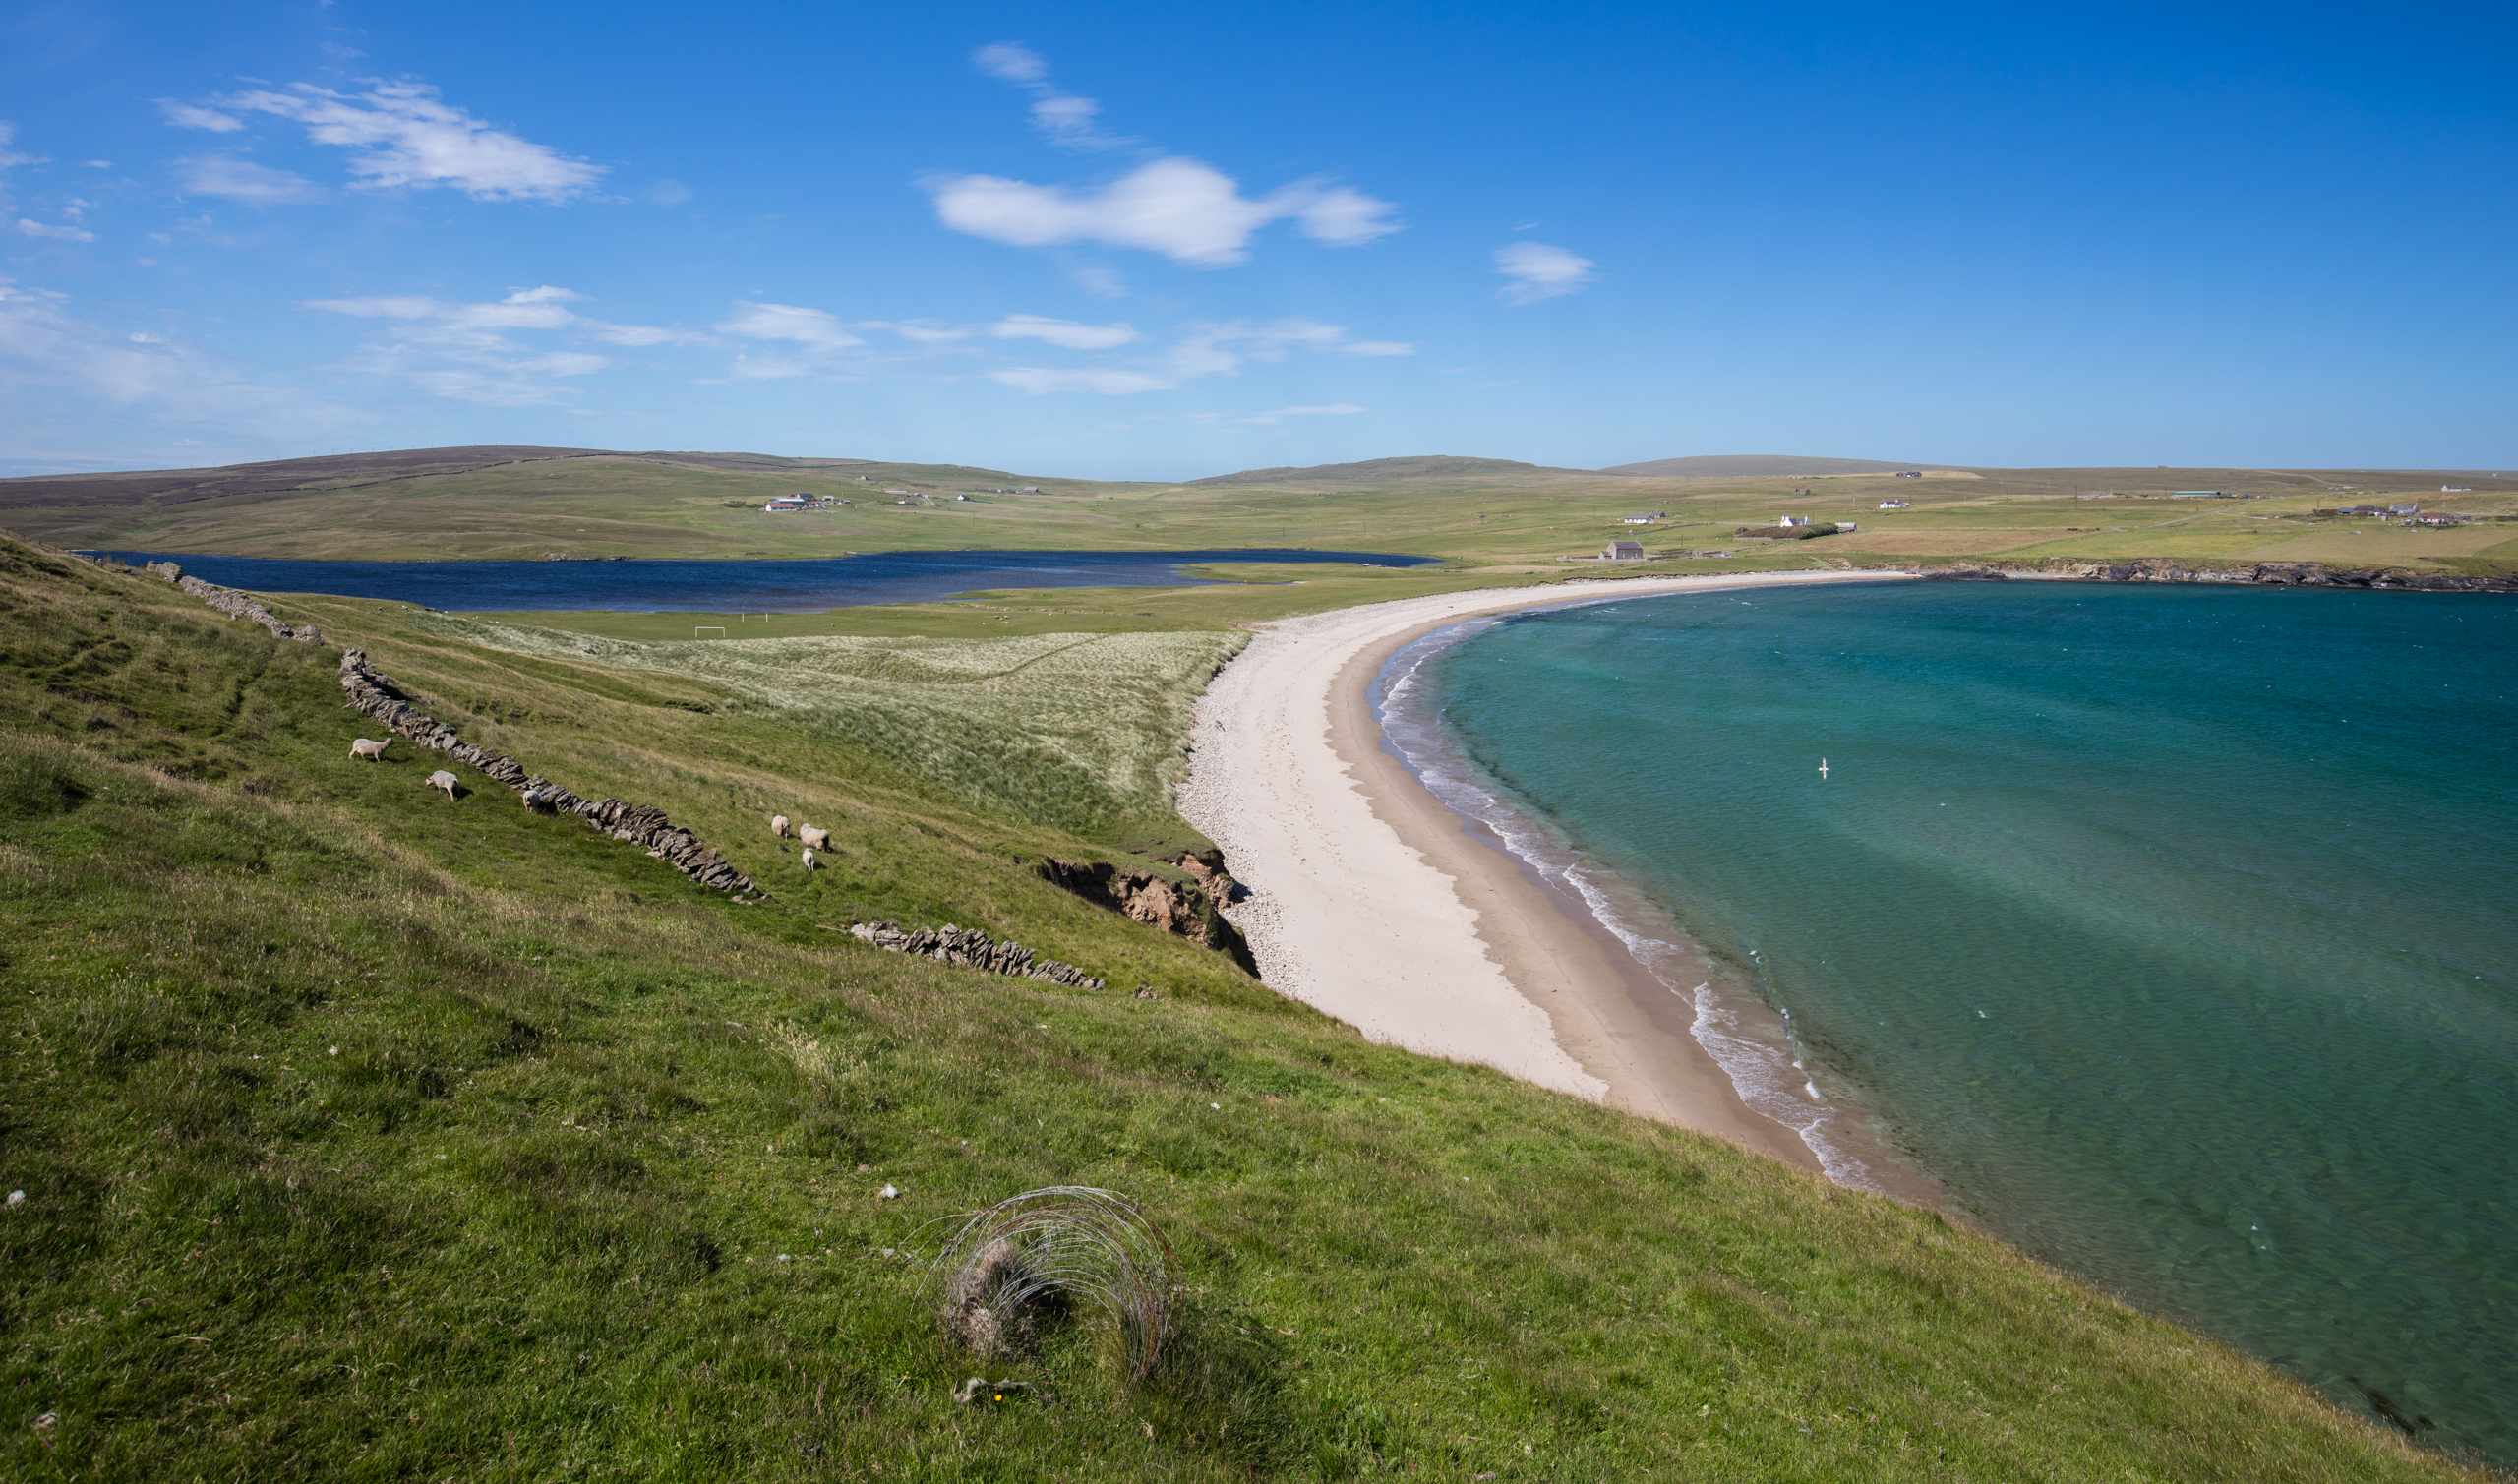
{"left": 0, "top": 532, "right": 2483, "bottom": 1480}
{"left": 4, "top": 449, "right": 2512, "bottom": 578}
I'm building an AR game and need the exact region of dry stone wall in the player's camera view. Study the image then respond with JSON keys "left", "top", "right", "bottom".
{"left": 846, "top": 921, "right": 1105, "bottom": 990}
{"left": 336, "top": 647, "right": 760, "bottom": 898}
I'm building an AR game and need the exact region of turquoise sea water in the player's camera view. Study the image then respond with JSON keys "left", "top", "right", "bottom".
{"left": 1413, "top": 581, "right": 2518, "bottom": 1462}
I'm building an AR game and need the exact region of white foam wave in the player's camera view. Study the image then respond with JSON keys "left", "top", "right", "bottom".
{"left": 1375, "top": 619, "right": 1881, "bottom": 1192}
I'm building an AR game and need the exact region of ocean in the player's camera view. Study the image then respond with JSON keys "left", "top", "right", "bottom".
{"left": 1393, "top": 579, "right": 2518, "bottom": 1463}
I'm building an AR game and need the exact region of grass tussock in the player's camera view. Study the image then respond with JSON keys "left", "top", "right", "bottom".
{"left": 0, "top": 537, "right": 2489, "bottom": 1481}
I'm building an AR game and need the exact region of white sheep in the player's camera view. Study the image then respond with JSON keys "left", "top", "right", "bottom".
{"left": 426, "top": 770, "right": 458, "bottom": 800}
{"left": 770, "top": 813, "right": 791, "bottom": 838}
{"left": 349, "top": 738, "right": 390, "bottom": 761}
{"left": 798, "top": 824, "right": 830, "bottom": 851}
{"left": 801, "top": 848, "right": 817, "bottom": 871}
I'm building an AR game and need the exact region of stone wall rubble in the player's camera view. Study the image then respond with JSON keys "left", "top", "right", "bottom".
{"left": 337, "top": 646, "right": 760, "bottom": 898}
{"left": 846, "top": 921, "right": 1105, "bottom": 990}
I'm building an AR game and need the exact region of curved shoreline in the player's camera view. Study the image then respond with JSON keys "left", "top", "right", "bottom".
{"left": 1175, "top": 569, "right": 1911, "bottom": 1175}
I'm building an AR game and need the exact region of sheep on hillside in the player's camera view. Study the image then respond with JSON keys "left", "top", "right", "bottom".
{"left": 801, "top": 849, "right": 818, "bottom": 872}
{"left": 799, "top": 824, "right": 830, "bottom": 851}
{"left": 770, "top": 814, "right": 792, "bottom": 838}
{"left": 349, "top": 738, "right": 390, "bottom": 761}
{"left": 426, "top": 770, "right": 459, "bottom": 801}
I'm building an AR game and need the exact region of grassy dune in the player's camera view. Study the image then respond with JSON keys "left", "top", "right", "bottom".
{"left": 0, "top": 535, "right": 2485, "bottom": 1480}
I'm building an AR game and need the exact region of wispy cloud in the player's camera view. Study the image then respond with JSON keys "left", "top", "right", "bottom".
{"left": 710, "top": 301, "right": 868, "bottom": 380}
{"left": 932, "top": 46, "right": 1399, "bottom": 267}
{"left": 304, "top": 286, "right": 694, "bottom": 403}
{"left": 987, "top": 313, "right": 1139, "bottom": 349}
{"left": 1185, "top": 402, "right": 1366, "bottom": 426}
{"left": 176, "top": 156, "right": 327, "bottom": 205}
{"left": 1, "top": 123, "right": 94, "bottom": 242}
{"left": 164, "top": 81, "right": 602, "bottom": 202}
{"left": 993, "top": 317, "right": 1412, "bottom": 395}
{"left": 972, "top": 42, "right": 1135, "bottom": 151}
{"left": 1495, "top": 241, "right": 1595, "bottom": 304}
{"left": 156, "top": 102, "right": 245, "bottom": 134}
{"left": 0, "top": 277, "right": 354, "bottom": 452}
{"left": 990, "top": 368, "right": 1176, "bottom": 395}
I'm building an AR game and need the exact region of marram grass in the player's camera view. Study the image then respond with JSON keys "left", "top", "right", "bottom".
{"left": 0, "top": 535, "right": 2488, "bottom": 1481}
{"left": 417, "top": 616, "right": 1243, "bottom": 841}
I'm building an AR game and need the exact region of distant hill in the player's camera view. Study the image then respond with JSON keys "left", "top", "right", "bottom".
{"left": 1190, "top": 454, "right": 1588, "bottom": 486}
{"left": 0, "top": 445, "right": 905, "bottom": 511}
{"left": 0, "top": 446, "right": 617, "bottom": 509}
{"left": 1597, "top": 454, "right": 1959, "bottom": 478}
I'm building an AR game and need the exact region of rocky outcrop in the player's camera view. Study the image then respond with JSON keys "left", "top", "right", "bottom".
{"left": 846, "top": 921, "right": 1105, "bottom": 990}
{"left": 337, "top": 647, "right": 760, "bottom": 899}
{"left": 1038, "top": 855, "right": 1258, "bottom": 975}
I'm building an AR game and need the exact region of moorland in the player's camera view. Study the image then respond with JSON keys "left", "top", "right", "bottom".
{"left": 4, "top": 448, "right": 2515, "bottom": 587}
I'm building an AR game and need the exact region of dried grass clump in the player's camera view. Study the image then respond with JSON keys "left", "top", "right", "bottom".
{"left": 926, "top": 1187, "right": 1176, "bottom": 1385}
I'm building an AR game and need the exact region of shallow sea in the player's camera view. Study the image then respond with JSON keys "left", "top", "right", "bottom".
{"left": 1404, "top": 580, "right": 2518, "bottom": 1462}
{"left": 94, "top": 548, "right": 1433, "bottom": 613}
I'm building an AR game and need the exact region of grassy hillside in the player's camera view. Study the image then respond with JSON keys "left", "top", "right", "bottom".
{"left": 0, "top": 535, "right": 2486, "bottom": 1480}
{"left": 5, "top": 447, "right": 2516, "bottom": 578}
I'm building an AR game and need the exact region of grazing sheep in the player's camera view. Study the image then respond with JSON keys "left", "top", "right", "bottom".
{"left": 426, "top": 770, "right": 459, "bottom": 801}
{"left": 799, "top": 824, "right": 830, "bottom": 851}
{"left": 770, "top": 813, "right": 791, "bottom": 838}
{"left": 801, "top": 848, "right": 817, "bottom": 872}
{"left": 349, "top": 737, "right": 390, "bottom": 761}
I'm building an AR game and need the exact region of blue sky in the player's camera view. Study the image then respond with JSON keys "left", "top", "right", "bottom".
{"left": 2, "top": 0, "right": 2511, "bottom": 479}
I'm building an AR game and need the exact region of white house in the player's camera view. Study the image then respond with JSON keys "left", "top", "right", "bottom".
{"left": 1880, "top": 499, "right": 1912, "bottom": 509}
{"left": 1778, "top": 515, "right": 1811, "bottom": 528}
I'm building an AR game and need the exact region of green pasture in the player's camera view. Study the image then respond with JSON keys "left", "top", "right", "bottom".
{"left": 9, "top": 451, "right": 2513, "bottom": 576}
{"left": 0, "top": 536, "right": 2491, "bottom": 1480}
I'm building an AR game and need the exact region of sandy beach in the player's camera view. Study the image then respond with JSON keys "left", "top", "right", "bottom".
{"left": 1175, "top": 568, "right": 1911, "bottom": 1174}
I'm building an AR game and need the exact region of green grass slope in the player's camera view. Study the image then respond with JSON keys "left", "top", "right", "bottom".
{"left": 0, "top": 536, "right": 2481, "bottom": 1481}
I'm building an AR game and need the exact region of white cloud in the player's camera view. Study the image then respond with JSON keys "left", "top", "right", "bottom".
{"left": 1187, "top": 402, "right": 1365, "bottom": 426}
{"left": 0, "top": 123, "right": 40, "bottom": 170}
{"left": 990, "top": 367, "right": 1176, "bottom": 395}
{"left": 972, "top": 42, "right": 1134, "bottom": 151}
{"left": 1495, "top": 241, "right": 1595, "bottom": 304}
{"left": 176, "top": 155, "right": 328, "bottom": 205}
{"left": 987, "top": 313, "right": 1138, "bottom": 349}
{"left": 714, "top": 302, "right": 863, "bottom": 350}
{"left": 16, "top": 219, "right": 94, "bottom": 242}
{"left": 990, "top": 317, "right": 1409, "bottom": 396}
{"left": 930, "top": 157, "right": 1399, "bottom": 267}
{"left": 303, "top": 286, "right": 694, "bottom": 404}
{"left": 174, "top": 81, "right": 602, "bottom": 201}
{"left": 0, "top": 277, "right": 354, "bottom": 452}
{"left": 158, "top": 101, "right": 246, "bottom": 133}
{"left": 1070, "top": 266, "right": 1126, "bottom": 299}
{"left": 973, "top": 42, "right": 1049, "bottom": 84}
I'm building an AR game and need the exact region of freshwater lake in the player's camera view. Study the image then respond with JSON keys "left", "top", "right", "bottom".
{"left": 95, "top": 548, "right": 1437, "bottom": 612}
{"left": 1405, "top": 580, "right": 2518, "bottom": 1464}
